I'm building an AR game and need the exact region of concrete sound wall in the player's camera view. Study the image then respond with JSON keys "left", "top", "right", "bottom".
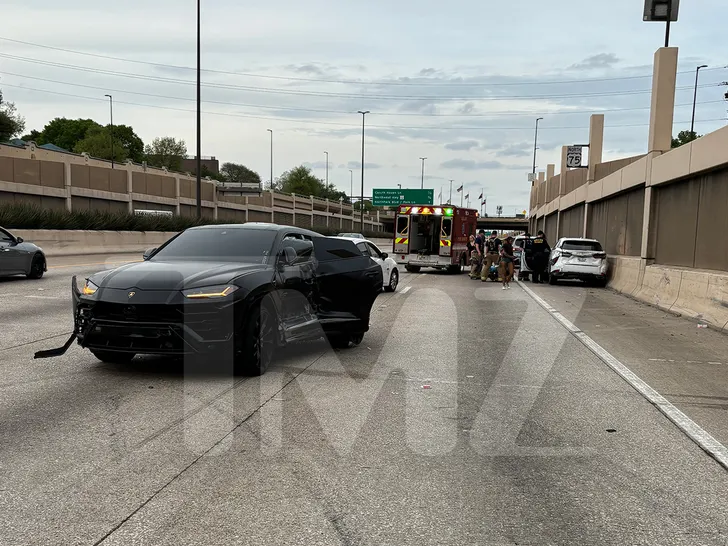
{"left": 607, "top": 256, "right": 728, "bottom": 332}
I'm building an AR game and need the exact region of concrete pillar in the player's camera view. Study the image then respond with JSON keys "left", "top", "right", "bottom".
{"left": 174, "top": 176, "right": 181, "bottom": 216}
{"left": 556, "top": 147, "right": 569, "bottom": 237}
{"left": 546, "top": 164, "right": 555, "bottom": 181}
{"left": 583, "top": 114, "right": 605, "bottom": 237}
{"left": 325, "top": 199, "right": 330, "bottom": 227}
{"left": 587, "top": 114, "right": 605, "bottom": 182}
{"left": 124, "top": 160, "right": 134, "bottom": 213}
{"left": 292, "top": 193, "right": 296, "bottom": 226}
{"left": 647, "top": 47, "right": 679, "bottom": 154}
{"left": 270, "top": 189, "right": 275, "bottom": 223}
{"left": 64, "top": 160, "right": 72, "bottom": 212}
{"left": 212, "top": 183, "right": 219, "bottom": 221}
{"left": 640, "top": 47, "right": 678, "bottom": 261}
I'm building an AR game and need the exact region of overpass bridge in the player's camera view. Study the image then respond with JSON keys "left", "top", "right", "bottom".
{"left": 477, "top": 216, "right": 529, "bottom": 233}
{"left": 377, "top": 211, "right": 529, "bottom": 234}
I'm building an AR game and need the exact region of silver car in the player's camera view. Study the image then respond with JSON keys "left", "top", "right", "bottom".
{"left": 547, "top": 237, "right": 608, "bottom": 286}
{"left": 0, "top": 227, "right": 47, "bottom": 279}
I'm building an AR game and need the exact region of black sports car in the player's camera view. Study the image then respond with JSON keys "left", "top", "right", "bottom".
{"left": 35, "top": 223, "right": 384, "bottom": 375}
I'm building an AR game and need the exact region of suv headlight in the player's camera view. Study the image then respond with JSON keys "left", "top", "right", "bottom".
{"left": 81, "top": 279, "right": 99, "bottom": 296}
{"left": 182, "top": 285, "right": 239, "bottom": 299}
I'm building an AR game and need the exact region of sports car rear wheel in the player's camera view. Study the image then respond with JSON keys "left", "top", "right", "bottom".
{"left": 235, "top": 301, "right": 276, "bottom": 376}
{"left": 90, "top": 350, "right": 136, "bottom": 364}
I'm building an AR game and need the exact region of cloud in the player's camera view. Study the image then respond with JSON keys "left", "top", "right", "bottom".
{"left": 458, "top": 102, "right": 477, "bottom": 114}
{"left": 445, "top": 140, "right": 480, "bottom": 151}
{"left": 568, "top": 53, "right": 620, "bottom": 71}
{"left": 497, "top": 145, "right": 532, "bottom": 158}
{"left": 408, "top": 174, "right": 445, "bottom": 181}
{"left": 303, "top": 161, "right": 328, "bottom": 169}
{"left": 440, "top": 159, "right": 529, "bottom": 170}
{"left": 347, "top": 161, "right": 382, "bottom": 169}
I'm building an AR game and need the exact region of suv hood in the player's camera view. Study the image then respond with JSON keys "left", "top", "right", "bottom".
{"left": 91, "top": 260, "right": 269, "bottom": 291}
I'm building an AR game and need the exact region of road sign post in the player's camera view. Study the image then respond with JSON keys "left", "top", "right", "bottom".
{"left": 372, "top": 188, "right": 434, "bottom": 207}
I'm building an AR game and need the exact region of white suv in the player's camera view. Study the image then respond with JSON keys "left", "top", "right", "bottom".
{"left": 547, "top": 238, "right": 608, "bottom": 286}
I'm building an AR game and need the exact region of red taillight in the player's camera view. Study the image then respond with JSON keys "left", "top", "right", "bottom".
{"left": 561, "top": 251, "right": 572, "bottom": 258}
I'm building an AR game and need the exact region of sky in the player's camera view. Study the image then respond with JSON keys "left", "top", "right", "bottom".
{"left": 1, "top": 0, "right": 727, "bottom": 215}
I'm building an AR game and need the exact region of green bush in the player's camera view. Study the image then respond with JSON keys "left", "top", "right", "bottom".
{"left": 0, "top": 203, "right": 390, "bottom": 239}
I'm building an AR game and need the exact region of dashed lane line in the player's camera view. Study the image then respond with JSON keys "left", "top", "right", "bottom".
{"left": 519, "top": 280, "right": 728, "bottom": 472}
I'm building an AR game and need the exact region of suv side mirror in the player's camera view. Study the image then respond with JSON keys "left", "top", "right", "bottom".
{"left": 143, "top": 247, "right": 157, "bottom": 260}
{"left": 15, "top": 237, "right": 23, "bottom": 244}
{"left": 279, "top": 246, "right": 297, "bottom": 267}
{"left": 381, "top": 252, "right": 388, "bottom": 259}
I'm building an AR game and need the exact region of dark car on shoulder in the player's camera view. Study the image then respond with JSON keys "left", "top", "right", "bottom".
{"left": 35, "top": 223, "right": 384, "bottom": 375}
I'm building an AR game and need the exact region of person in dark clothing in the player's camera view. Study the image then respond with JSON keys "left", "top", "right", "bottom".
{"left": 500, "top": 236, "right": 516, "bottom": 289}
{"left": 470, "top": 229, "right": 486, "bottom": 279}
{"left": 531, "top": 230, "right": 551, "bottom": 283}
{"left": 482, "top": 230, "right": 502, "bottom": 282}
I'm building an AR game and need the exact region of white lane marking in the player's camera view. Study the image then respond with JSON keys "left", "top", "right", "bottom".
{"left": 401, "top": 286, "right": 412, "bottom": 294}
{"left": 519, "top": 280, "right": 728, "bottom": 472}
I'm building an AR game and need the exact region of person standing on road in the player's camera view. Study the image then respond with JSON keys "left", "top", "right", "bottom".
{"left": 470, "top": 229, "right": 486, "bottom": 279}
{"left": 500, "top": 236, "right": 515, "bottom": 289}
{"left": 467, "top": 235, "right": 476, "bottom": 273}
{"left": 482, "top": 230, "right": 502, "bottom": 282}
{"left": 531, "top": 230, "right": 551, "bottom": 283}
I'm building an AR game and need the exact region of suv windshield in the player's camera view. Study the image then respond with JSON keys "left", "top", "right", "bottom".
{"left": 151, "top": 228, "right": 277, "bottom": 263}
{"left": 562, "top": 240, "right": 603, "bottom": 252}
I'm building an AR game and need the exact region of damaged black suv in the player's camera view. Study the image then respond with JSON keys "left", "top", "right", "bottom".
{"left": 35, "top": 223, "right": 384, "bottom": 375}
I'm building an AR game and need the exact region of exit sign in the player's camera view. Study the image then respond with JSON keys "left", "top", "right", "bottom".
{"left": 372, "top": 188, "right": 434, "bottom": 207}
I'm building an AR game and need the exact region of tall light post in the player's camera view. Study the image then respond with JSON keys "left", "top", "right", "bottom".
{"left": 267, "top": 129, "right": 273, "bottom": 188}
{"left": 449, "top": 179, "right": 453, "bottom": 204}
{"left": 532, "top": 117, "right": 543, "bottom": 175}
{"left": 195, "top": 0, "right": 202, "bottom": 218}
{"left": 691, "top": 65, "right": 708, "bottom": 136}
{"left": 358, "top": 110, "right": 369, "bottom": 233}
{"left": 349, "top": 169, "right": 353, "bottom": 203}
{"left": 104, "top": 94, "right": 114, "bottom": 169}
{"left": 419, "top": 157, "right": 427, "bottom": 189}
{"left": 324, "top": 151, "right": 329, "bottom": 187}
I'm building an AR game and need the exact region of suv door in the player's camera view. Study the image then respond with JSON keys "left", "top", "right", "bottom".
{"left": 273, "top": 233, "right": 318, "bottom": 336}
{"left": 313, "top": 237, "right": 382, "bottom": 333}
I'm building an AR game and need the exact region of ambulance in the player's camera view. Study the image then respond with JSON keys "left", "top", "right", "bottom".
{"left": 392, "top": 204, "right": 479, "bottom": 273}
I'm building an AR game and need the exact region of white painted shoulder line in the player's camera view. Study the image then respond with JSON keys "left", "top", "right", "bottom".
{"left": 518, "top": 281, "right": 728, "bottom": 472}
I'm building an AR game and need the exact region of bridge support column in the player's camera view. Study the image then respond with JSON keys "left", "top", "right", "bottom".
{"left": 584, "top": 113, "right": 605, "bottom": 237}
{"left": 642, "top": 46, "right": 678, "bottom": 263}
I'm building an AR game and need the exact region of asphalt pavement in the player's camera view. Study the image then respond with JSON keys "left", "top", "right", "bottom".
{"left": 2, "top": 257, "right": 728, "bottom": 545}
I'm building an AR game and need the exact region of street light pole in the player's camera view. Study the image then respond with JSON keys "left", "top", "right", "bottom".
{"left": 532, "top": 117, "right": 543, "bottom": 175}
{"left": 267, "top": 129, "right": 273, "bottom": 188}
{"left": 419, "top": 157, "right": 427, "bottom": 189}
{"left": 358, "top": 110, "right": 369, "bottom": 233}
{"left": 104, "top": 94, "right": 114, "bottom": 168}
{"left": 691, "top": 65, "right": 708, "bottom": 136}
{"left": 449, "top": 179, "right": 453, "bottom": 204}
{"left": 195, "top": 0, "right": 202, "bottom": 219}
{"left": 349, "top": 169, "right": 353, "bottom": 203}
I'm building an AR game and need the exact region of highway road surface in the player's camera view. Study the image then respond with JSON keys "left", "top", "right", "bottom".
{"left": 2, "top": 255, "right": 728, "bottom": 545}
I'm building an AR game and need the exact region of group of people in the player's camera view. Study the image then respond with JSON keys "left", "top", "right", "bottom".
{"left": 467, "top": 230, "right": 516, "bottom": 290}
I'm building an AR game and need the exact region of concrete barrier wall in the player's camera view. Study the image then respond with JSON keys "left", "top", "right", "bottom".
{"left": 608, "top": 256, "right": 728, "bottom": 331}
{"left": 15, "top": 229, "right": 394, "bottom": 258}
{"left": 15, "top": 230, "right": 180, "bottom": 257}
